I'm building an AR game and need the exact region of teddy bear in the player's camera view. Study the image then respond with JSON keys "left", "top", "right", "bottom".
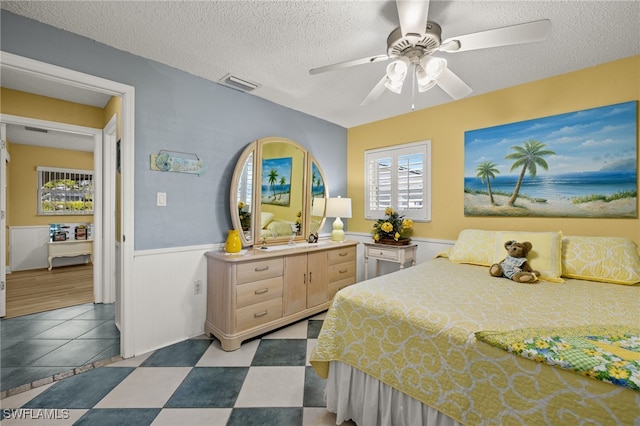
{"left": 490, "top": 240, "right": 540, "bottom": 283}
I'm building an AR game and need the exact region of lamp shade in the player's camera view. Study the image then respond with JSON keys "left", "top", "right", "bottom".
{"left": 325, "top": 197, "right": 352, "bottom": 218}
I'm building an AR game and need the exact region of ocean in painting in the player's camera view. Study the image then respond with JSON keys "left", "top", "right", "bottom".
{"left": 464, "top": 170, "right": 636, "bottom": 201}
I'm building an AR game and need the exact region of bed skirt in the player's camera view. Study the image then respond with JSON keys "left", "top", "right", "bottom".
{"left": 326, "top": 361, "right": 462, "bottom": 426}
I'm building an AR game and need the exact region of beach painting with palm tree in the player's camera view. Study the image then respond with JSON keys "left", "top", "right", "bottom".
{"left": 464, "top": 101, "right": 637, "bottom": 217}
{"left": 262, "top": 157, "right": 292, "bottom": 206}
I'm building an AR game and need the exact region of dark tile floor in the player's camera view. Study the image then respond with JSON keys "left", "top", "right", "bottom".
{"left": 1, "top": 303, "right": 120, "bottom": 393}
{"left": 1, "top": 311, "right": 353, "bottom": 425}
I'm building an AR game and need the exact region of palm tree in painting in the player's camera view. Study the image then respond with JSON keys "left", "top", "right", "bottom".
{"left": 505, "top": 140, "right": 555, "bottom": 206}
{"left": 312, "top": 172, "right": 318, "bottom": 197}
{"left": 475, "top": 161, "right": 500, "bottom": 205}
{"left": 268, "top": 169, "right": 279, "bottom": 199}
{"left": 279, "top": 176, "right": 287, "bottom": 200}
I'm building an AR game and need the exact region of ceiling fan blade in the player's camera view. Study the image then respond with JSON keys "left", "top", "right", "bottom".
{"left": 360, "top": 75, "right": 389, "bottom": 106}
{"left": 440, "top": 19, "right": 551, "bottom": 53}
{"left": 309, "top": 54, "right": 389, "bottom": 75}
{"left": 437, "top": 68, "right": 472, "bottom": 100}
{"left": 396, "top": 0, "right": 430, "bottom": 37}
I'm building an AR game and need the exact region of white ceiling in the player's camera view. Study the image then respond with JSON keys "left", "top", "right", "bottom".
{"left": 1, "top": 0, "right": 639, "bottom": 130}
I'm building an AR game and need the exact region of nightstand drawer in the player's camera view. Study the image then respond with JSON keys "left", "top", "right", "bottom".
{"left": 236, "top": 298, "right": 282, "bottom": 331}
{"left": 236, "top": 258, "right": 283, "bottom": 284}
{"left": 328, "top": 247, "right": 356, "bottom": 265}
{"left": 367, "top": 247, "right": 398, "bottom": 261}
{"left": 236, "top": 276, "right": 283, "bottom": 308}
{"left": 329, "top": 261, "right": 356, "bottom": 282}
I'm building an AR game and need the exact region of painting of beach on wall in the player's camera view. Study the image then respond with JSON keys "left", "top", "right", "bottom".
{"left": 464, "top": 101, "right": 637, "bottom": 218}
{"left": 262, "top": 157, "right": 292, "bottom": 206}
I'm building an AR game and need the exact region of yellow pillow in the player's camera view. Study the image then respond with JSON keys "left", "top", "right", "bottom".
{"left": 493, "top": 231, "right": 564, "bottom": 282}
{"left": 562, "top": 236, "right": 640, "bottom": 285}
{"left": 449, "top": 229, "right": 497, "bottom": 266}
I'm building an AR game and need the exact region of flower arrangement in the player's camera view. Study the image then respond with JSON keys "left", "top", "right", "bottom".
{"left": 238, "top": 201, "right": 251, "bottom": 230}
{"left": 371, "top": 207, "right": 413, "bottom": 242}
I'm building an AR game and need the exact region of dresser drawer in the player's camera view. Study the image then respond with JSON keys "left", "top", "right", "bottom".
{"left": 236, "top": 258, "right": 284, "bottom": 284}
{"left": 237, "top": 277, "right": 283, "bottom": 308}
{"left": 367, "top": 247, "right": 398, "bottom": 261}
{"left": 328, "top": 276, "right": 356, "bottom": 299}
{"left": 236, "top": 298, "right": 283, "bottom": 331}
{"left": 329, "top": 261, "right": 356, "bottom": 282}
{"left": 328, "top": 247, "right": 356, "bottom": 265}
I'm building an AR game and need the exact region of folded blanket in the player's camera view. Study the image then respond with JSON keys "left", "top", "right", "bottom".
{"left": 476, "top": 325, "right": 640, "bottom": 391}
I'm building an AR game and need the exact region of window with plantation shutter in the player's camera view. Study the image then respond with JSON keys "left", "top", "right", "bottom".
{"left": 37, "top": 166, "right": 94, "bottom": 215}
{"left": 365, "top": 141, "right": 431, "bottom": 221}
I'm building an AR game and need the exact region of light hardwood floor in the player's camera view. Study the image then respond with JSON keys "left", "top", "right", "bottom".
{"left": 5, "top": 264, "right": 93, "bottom": 318}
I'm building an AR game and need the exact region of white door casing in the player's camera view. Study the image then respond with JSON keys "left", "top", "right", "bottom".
{"left": 0, "top": 52, "right": 135, "bottom": 357}
{"left": 0, "top": 123, "right": 8, "bottom": 317}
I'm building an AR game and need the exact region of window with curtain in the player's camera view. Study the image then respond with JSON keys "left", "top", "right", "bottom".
{"left": 37, "top": 166, "right": 94, "bottom": 215}
{"left": 365, "top": 140, "right": 431, "bottom": 221}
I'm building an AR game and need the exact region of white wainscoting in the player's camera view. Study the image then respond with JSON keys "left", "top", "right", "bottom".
{"left": 9, "top": 226, "right": 49, "bottom": 271}
{"left": 130, "top": 244, "right": 217, "bottom": 356}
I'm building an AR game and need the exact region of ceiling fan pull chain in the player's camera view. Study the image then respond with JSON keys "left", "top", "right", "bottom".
{"left": 411, "top": 63, "right": 416, "bottom": 111}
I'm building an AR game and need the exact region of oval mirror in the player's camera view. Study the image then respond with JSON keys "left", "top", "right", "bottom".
{"left": 230, "top": 137, "right": 328, "bottom": 247}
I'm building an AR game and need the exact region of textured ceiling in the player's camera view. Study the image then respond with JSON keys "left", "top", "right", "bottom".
{"left": 1, "top": 1, "right": 639, "bottom": 129}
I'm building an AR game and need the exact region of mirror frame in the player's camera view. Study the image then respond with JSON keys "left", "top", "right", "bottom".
{"left": 230, "top": 136, "right": 328, "bottom": 247}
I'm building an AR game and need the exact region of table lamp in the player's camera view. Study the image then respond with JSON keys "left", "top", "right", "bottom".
{"left": 325, "top": 196, "right": 352, "bottom": 242}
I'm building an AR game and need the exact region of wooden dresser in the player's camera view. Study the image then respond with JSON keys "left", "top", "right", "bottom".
{"left": 205, "top": 240, "right": 357, "bottom": 350}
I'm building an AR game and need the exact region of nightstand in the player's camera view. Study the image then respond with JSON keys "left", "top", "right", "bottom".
{"left": 363, "top": 242, "right": 417, "bottom": 279}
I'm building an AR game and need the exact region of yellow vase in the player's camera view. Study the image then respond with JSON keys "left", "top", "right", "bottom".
{"left": 225, "top": 229, "right": 242, "bottom": 253}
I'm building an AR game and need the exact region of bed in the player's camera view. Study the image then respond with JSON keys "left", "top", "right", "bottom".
{"left": 310, "top": 230, "right": 640, "bottom": 426}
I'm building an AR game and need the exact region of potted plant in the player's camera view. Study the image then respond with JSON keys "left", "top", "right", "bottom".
{"left": 371, "top": 207, "right": 413, "bottom": 245}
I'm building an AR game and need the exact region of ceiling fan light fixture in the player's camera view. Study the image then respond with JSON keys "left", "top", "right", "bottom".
{"left": 416, "top": 67, "right": 437, "bottom": 92}
{"left": 420, "top": 56, "right": 447, "bottom": 79}
{"left": 384, "top": 57, "right": 410, "bottom": 94}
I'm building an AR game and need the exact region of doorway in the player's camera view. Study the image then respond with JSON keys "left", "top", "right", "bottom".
{"left": 0, "top": 51, "right": 135, "bottom": 358}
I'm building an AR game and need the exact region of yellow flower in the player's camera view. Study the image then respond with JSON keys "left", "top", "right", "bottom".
{"left": 394, "top": 232, "right": 400, "bottom": 241}
{"left": 374, "top": 233, "right": 380, "bottom": 241}
{"left": 402, "top": 218, "right": 413, "bottom": 229}
{"left": 535, "top": 340, "right": 549, "bottom": 349}
{"left": 510, "top": 342, "right": 526, "bottom": 352}
{"left": 296, "top": 210, "right": 302, "bottom": 217}
{"left": 608, "top": 366, "right": 629, "bottom": 380}
{"left": 381, "top": 222, "right": 393, "bottom": 233}
{"left": 238, "top": 201, "right": 246, "bottom": 209}
{"left": 385, "top": 207, "right": 394, "bottom": 216}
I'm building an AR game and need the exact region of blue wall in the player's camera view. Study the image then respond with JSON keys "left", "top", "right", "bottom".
{"left": 1, "top": 11, "right": 347, "bottom": 250}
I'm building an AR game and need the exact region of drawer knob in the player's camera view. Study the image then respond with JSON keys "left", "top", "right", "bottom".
{"left": 339, "top": 252, "right": 348, "bottom": 256}
{"left": 254, "top": 288, "right": 268, "bottom": 295}
{"left": 254, "top": 310, "right": 268, "bottom": 318}
{"left": 254, "top": 265, "right": 269, "bottom": 272}
{"left": 339, "top": 269, "right": 348, "bottom": 274}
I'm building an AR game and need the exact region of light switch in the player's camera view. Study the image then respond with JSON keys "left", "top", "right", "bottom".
{"left": 157, "top": 192, "right": 167, "bottom": 206}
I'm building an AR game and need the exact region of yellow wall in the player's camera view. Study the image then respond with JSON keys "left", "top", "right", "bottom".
{"left": 7, "top": 144, "right": 94, "bottom": 226}
{"left": 1, "top": 88, "right": 105, "bottom": 127}
{"left": 347, "top": 55, "right": 640, "bottom": 245}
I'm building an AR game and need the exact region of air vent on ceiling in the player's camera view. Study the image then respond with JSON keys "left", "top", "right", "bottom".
{"left": 24, "top": 126, "right": 49, "bottom": 133}
{"left": 219, "top": 74, "right": 261, "bottom": 92}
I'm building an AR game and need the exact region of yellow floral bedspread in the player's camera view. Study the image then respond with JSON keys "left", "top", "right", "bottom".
{"left": 310, "top": 258, "right": 640, "bottom": 425}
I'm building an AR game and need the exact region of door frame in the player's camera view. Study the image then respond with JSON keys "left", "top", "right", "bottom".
{"left": 0, "top": 114, "right": 107, "bottom": 300}
{"left": 0, "top": 51, "right": 136, "bottom": 358}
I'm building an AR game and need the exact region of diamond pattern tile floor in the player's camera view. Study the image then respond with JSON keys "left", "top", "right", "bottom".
{"left": 1, "top": 311, "right": 356, "bottom": 426}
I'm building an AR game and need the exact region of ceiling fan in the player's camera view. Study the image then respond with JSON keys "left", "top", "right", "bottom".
{"left": 309, "top": 0, "right": 551, "bottom": 106}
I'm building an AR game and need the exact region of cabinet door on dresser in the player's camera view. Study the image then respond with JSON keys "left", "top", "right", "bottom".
{"left": 283, "top": 251, "right": 328, "bottom": 316}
